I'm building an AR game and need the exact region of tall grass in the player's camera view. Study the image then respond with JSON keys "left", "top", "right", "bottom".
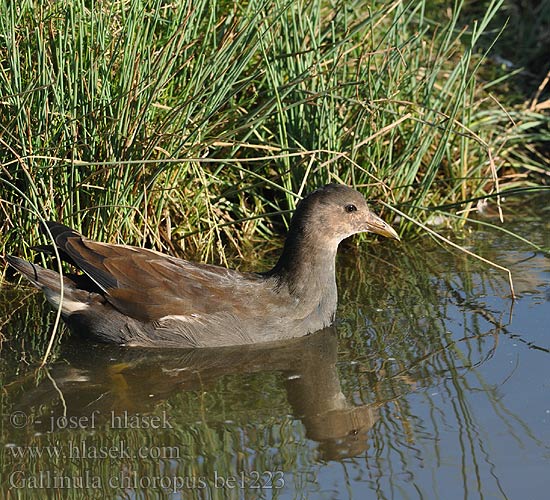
{"left": 0, "top": 0, "right": 547, "bottom": 264}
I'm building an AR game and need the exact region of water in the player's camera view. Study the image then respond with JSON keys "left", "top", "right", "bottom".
{"left": 1, "top": 195, "right": 549, "bottom": 499}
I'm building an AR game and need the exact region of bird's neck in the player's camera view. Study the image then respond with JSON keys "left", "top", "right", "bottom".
{"left": 268, "top": 225, "right": 339, "bottom": 310}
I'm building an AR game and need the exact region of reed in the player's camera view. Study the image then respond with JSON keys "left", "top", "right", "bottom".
{"left": 1, "top": 0, "right": 548, "bottom": 264}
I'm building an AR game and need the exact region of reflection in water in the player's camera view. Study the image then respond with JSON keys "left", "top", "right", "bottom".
{"left": 0, "top": 267, "right": 516, "bottom": 499}
{"left": 10, "top": 328, "right": 377, "bottom": 461}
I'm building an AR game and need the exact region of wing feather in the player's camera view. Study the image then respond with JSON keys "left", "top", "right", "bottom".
{"left": 44, "top": 222, "right": 274, "bottom": 321}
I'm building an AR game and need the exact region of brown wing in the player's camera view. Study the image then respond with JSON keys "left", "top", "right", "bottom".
{"left": 44, "top": 222, "right": 270, "bottom": 321}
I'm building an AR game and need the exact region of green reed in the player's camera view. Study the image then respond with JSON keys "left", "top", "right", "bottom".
{"left": 0, "top": 0, "right": 548, "bottom": 263}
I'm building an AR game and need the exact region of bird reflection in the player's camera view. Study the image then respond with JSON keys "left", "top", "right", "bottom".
{"left": 13, "top": 328, "right": 379, "bottom": 460}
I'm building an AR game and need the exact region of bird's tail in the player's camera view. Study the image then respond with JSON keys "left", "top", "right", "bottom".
{"left": 4, "top": 255, "right": 87, "bottom": 314}
{"left": 5, "top": 255, "right": 62, "bottom": 289}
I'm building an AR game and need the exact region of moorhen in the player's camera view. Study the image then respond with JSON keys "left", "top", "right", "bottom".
{"left": 5, "top": 184, "right": 399, "bottom": 348}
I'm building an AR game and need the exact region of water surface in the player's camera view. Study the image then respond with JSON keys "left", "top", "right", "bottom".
{"left": 1, "top": 195, "right": 549, "bottom": 499}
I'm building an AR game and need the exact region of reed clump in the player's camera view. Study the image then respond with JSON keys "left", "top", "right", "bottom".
{"left": 1, "top": 0, "right": 548, "bottom": 263}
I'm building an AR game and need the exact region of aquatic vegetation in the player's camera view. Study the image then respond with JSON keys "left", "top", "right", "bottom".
{"left": 0, "top": 0, "right": 548, "bottom": 264}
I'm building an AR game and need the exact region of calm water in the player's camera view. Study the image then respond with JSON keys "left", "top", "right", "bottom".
{"left": 1, "top": 196, "right": 549, "bottom": 499}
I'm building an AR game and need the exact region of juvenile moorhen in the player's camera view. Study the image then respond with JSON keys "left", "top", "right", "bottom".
{"left": 5, "top": 184, "right": 399, "bottom": 348}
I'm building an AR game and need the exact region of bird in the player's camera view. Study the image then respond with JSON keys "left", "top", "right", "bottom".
{"left": 5, "top": 184, "right": 399, "bottom": 348}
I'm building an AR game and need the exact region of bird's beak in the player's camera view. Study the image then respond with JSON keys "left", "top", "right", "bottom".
{"left": 364, "top": 212, "right": 400, "bottom": 241}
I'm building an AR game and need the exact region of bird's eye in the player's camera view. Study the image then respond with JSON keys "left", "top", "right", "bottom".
{"left": 345, "top": 204, "right": 357, "bottom": 213}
